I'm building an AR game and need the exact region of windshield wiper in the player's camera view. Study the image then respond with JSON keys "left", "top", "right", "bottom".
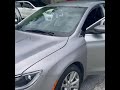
{"left": 23, "top": 30, "right": 55, "bottom": 36}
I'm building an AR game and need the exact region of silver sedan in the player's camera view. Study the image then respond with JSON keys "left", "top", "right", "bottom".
{"left": 15, "top": 1, "right": 105, "bottom": 90}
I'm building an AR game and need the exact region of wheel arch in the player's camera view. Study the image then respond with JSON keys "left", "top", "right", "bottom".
{"left": 54, "top": 61, "right": 84, "bottom": 90}
{"left": 55, "top": 61, "right": 84, "bottom": 82}
{"left": 69, "top": 62, "right": 84, "bottom": 81}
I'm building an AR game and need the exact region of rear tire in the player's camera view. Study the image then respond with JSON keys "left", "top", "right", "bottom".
{"left": 55, "top": 64, "right": 83, "bottom": 90}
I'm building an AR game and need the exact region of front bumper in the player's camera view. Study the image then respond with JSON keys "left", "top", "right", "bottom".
{"left": 15, "top": 74, "right": 57, "bottom": 90}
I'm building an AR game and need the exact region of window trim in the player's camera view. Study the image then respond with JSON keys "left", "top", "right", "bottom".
{"left": 100, "top": 4, "right": 105, "bottom": 17}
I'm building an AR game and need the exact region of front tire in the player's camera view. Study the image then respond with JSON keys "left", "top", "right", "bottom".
{"left": 55, "top": 65, "right": 83, "bottom": 90}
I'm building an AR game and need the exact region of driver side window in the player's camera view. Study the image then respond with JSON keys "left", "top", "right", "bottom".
{"left": 86, "top": 18, "right": 105, "bottom": 34}
{"left": 82, "top": 6, "right": 104, "bottom": 32}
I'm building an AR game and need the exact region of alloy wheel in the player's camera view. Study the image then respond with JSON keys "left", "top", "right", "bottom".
{"left": 61, "top": 71, "right": 80, "bottom": 90}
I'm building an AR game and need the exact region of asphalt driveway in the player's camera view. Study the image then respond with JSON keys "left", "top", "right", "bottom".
{"left": 80, "top": 73, "right": 105, "bottom": 90}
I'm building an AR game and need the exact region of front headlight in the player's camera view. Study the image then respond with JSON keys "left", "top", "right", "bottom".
{"left": 15, "top": 70, "right": 43, "bottom": 89}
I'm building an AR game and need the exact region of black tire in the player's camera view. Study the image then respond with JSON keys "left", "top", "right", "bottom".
{"left": 55, "top": 64, "right": 83, "bottom": 90}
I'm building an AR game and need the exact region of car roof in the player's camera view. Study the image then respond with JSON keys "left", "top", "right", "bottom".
{"left": 47, "top": 1, "right": 105, "bottom": 8}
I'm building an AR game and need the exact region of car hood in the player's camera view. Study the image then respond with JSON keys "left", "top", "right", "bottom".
{"left": 15, "top": 30, "right": 68, "bottom": 75}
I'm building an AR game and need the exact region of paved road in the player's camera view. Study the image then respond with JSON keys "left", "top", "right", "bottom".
{"left": 80, "top": 74, "right": 105, "bottom": 90}
{"left": 94, "top": 79, "right": 105, "bottom": 90}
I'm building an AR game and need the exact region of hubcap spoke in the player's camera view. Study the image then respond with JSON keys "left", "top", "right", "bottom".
{"left": 62, "top": 84, "right": 68, "bottom": 88}
{"left": 71, "top": 78, "right": 79, "bottom": 86}
{"left": 64, "top": 77, "right": 69, "bottom": 83}
{"left": 69, "top": 72, "right": 77, "bottom": 82}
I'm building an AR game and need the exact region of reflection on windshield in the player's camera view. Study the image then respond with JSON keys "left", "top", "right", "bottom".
{"left": 17, "top": 6, "right": 87, "bottom": 37}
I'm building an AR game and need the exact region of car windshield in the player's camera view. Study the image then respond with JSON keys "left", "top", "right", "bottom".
{"left": 16, "top": 6, "right": 87, "bottom": 37}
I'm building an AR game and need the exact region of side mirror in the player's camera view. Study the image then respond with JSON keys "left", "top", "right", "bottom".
{"left": 94, "top": 25, "right": 105, "bottom": 33}
{"left": 86, "top": 25, "right": 105, "bottom": 34}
